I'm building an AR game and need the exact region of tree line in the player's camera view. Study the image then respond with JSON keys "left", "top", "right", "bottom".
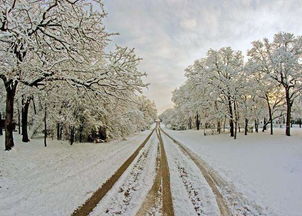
{"left": 0, "top": 0, "right": 157, "bottom": 150}
{"left": 160, "top": 32, "right": 302, "bottom": 138}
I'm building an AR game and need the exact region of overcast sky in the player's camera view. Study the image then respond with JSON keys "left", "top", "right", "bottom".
{"left": 103, "top": 0, "right": 302, "bottom": 113}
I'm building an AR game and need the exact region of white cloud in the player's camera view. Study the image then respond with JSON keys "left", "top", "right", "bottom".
{"left": 103, "top": 0, "right": 302, "bottom": 113}
{"left": 180, "top": 18, "right": 197, "bottom": 30}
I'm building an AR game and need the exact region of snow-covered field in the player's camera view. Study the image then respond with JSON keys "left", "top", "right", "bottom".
{"left": 0, "top": 131, "right": 150, "bottom": 216}
{"left": 166, "top": 128, "right": 302, "bottom": 216}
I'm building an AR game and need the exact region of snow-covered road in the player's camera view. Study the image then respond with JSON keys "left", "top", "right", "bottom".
{"left": 161, "top": 130, "right": 221, "bottom": 216}
{"left": 1, "top": 127, "right": 301, "bottom": 216}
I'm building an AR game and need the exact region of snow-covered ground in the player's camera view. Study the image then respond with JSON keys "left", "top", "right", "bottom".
{"left": 162, "top": 133, "right": 220, "bottom": 216}
{"left": 166, "top": 128, "right": 302, "bottom": 216}
{"left": 0, "top": 131, "right": 150, "bottom": 216}
{"left": 1, "top": 127, "right": 301, "bottom": 216}
{"left": 90, "top": 133, "right": 158, "bottom": 216}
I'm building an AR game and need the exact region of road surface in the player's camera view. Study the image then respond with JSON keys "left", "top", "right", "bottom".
{"left": 71, "top": 126, "right": 265, "bottom": 216}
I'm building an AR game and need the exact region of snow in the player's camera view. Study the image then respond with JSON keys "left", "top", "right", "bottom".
{"left": 165, "top": 128, "right": 302, "bottom": 216}
{"left": 1, "top": 127, "right": 302, "bottom": 216}
{"left": 0, "top": 131, "right": 151, "bottom": 216}
{"left": 162, "top": 133, "right": 220, "bottom": 216}
{"left": 90, "top": 133, "right": 158, "bottom": 216}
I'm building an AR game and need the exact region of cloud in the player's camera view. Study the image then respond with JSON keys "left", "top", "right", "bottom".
{"left": 103, "top": 0, "right": 302, "bottom": 113}
{"left": 180, "top": 18, "right": 197, "bottom": 31}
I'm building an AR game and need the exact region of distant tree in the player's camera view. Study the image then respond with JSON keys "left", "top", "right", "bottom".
{"left": 185, "top": 47, "right": 244, "bottom": 138}
{"left": 245, "top": 62, "right": 285, "bottom": 135}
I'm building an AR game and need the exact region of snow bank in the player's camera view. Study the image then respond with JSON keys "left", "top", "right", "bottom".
{"left": 167, "top": 128, "right": 302, "bottom": 216}
{"left": 0, "top": 131, "right": 150, "bottom": 216}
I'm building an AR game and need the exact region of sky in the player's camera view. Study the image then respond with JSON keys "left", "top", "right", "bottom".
{"left": 103, "top": 0, "right": 302, "bottom": 113}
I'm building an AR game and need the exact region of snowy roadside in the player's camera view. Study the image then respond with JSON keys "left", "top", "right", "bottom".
{"left": 166, "top": 128, "right": 302, "bottom": 216}
{"left": 0, "top": 131, "right": 150, "bottom": 216}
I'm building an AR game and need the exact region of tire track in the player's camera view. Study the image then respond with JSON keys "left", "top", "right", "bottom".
{"left": 161, "top": 129, "right": 268, "bottom": 216}
{"left": 72, "top": 129, "right": 155, "bottom": 216}
{"left": 162, "top": 130, "right": 220, "bottom": 216}
{"left": 176, "top": 164, "right": 204, "bottom": 216}
{"left": 157, "top": 129, "right": 175, "bottom": 216}
{"left": 161, "top": 128, "right": 231, "bottom": 216}
{"left": 135, "top": 144, "right": 162, "bottom": 216}
{"left": 98, "top": 132, "right": 157, "bottom": 215}
{"left": 135, "top": 128, "right": 175, "bottom": 216}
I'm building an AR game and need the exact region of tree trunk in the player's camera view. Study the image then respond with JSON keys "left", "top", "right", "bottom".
{"left": 234, "top": 121, "right": 237, "bottom": 139}
{"left": 56, "top": 123, "right": 63, "bottom": 140}
{"left": 4, "top": 81, "right": 18, "bottom": 151}
{"left": 70, "top": 126, "right": 75, "bottom": 145}
{"left": 262, "top": 118, "right": 267, "bottom": 132}
{"left": 56, "top": 123, "right": 60, "bottom": 140}
{"left": 188, "top": 117, "right": 192, "bottom": 129}
{"left": 265, "top": 95, "right": 273, "bottom": 135}
{"left": 44, "top": 106, "right": 47, "bottom": 147}
{"left": 233, "top": 100, "right": 237, "bottom": 139}
{"left": 79, "top": 131, "right": 83, "bottom": 143}
{"left": 269, "top": 113, "right": 273, "bottom": 135}
{"left": 0, "top": 112, "right": 3, "bottom": 136}
{"left": 195, "top": 113, "right": 200, "bottom": 130}
{"left": 21, "top": 96, "right": 31, "bottom": 142}
{"left": 228, "top": 97, "right": 234, "bottom": 137}
{"left": 255, "top": 119, "right": 259, "bottom": 133}
{"left": 244, "top": 118, "right": 248, "bottom": 135}
{"left": 17, "top": 107, "right": 21, "bottom": 134}
{"left": 79, "top": 124, "right": 83, "bottom": 142}
{"left": 217, "top": 120, "right": 221, "bottom": 134}
{"left": 285, "top": 88, "right": 292, "bottom": 136}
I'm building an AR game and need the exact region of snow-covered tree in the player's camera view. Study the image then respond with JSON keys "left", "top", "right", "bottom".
{"left": 248, "top": 32, "right": 302, "bottom": 136}
{"left": 163, "top": 32, "right": 302, "bottom": 139}
{"left": 0, "top": 0, "right": 111, "bottom": 150}
{"left": 245, "top": 61, "right": 285, "bottom": 135}
{"left": 0, "top": 0, "right": 152, "bottom": 150}
{"left": 185, "top": 47, "right": 244, "bottom": 138}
